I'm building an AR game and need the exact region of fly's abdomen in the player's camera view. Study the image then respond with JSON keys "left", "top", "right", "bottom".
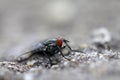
{"left": 17, "top": 43, "right": 45, "bottom": 62}
{"left": 17, "top": 52, "right": 33, "bottom": 62}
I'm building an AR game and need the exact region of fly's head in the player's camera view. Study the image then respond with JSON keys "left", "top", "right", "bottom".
{"left": 44, "top": 38, "right": 72, "bottom": 53}
{"left": 56, "top": 38, "right": 71, "bottom": 49}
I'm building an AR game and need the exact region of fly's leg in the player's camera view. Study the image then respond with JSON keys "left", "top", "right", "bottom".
{"left": 43, "top": 52, "right": 52, "bottom": 66}
{"left": 64, "top": 41, "right": 72, "bottom": 51}
{"left": 57, "top": 46, "right": 70, "bottom": 61}
{"left": 64, "top": 42, "right": 85, "bottom": 53}
{"left": 71, "top": 50, "right": 84, "bottom": 53}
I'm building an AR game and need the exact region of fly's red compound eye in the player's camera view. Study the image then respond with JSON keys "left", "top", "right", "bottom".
{"left": 56, "top": 38, "right": 62, "bottom": 47}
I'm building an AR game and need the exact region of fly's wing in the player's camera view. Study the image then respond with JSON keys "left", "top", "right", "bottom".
{"left": 16, "top": 42, "right": 45, "bottom": 62}
{"left": 31, "top": 42, "right": 45, "bottom": 51}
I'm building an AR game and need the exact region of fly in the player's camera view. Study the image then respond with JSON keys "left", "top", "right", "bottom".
{"left": 16, "top": 38, "right": 73, "bottom": 66}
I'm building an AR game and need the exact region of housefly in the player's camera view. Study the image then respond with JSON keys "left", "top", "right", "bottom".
{"left": 16, "top": 38, "right": 73, "bottom": 65}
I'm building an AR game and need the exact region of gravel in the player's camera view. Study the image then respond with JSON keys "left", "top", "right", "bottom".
{"left": 0, "top": 28, "right": 120, "bottom": 80}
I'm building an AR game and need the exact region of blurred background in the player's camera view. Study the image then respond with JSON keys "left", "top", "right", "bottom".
{"left": 0, "top": 0, "right": 120, "bottom": 60}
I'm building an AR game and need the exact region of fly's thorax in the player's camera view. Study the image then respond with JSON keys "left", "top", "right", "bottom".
{"left": 46, "top": 44, "right": 58, "bottom": 53}
{"left": 43, "top": 38, "right": 56, "bottom": 46}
